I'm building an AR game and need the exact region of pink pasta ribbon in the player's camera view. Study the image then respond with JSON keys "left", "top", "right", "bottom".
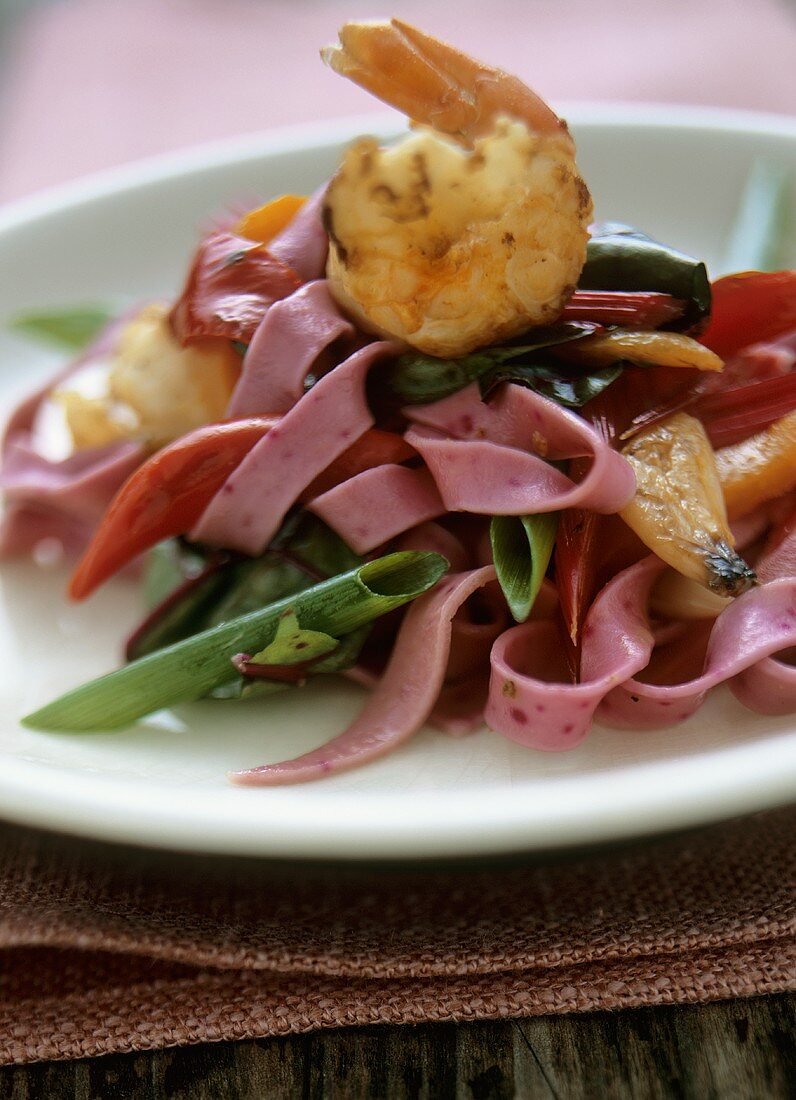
{"left": 0, "top": 318, "right": 144, "bottom": 557}
{"left": 266, "top": 187, "right": 329, "bottom": 281}
{"left": 191, "top": 342, "right": 398, "bottom": 554}
{"left": 723, "top": 514, "right": 796, "bottom": 716}
{"left": 309, "top": 465, "right": 445, "bottom": 554}
{"left": 405, "top": 383, "right": 636, "bottom": 515}
{"left": 232, "top": 566, "right": 496, "bottom": 785}
{"left": 227, "top": 281, "right": 353, "bottom": 417}
{"left": 487, "top": 559, "right": 658, "bottom": 749}
{"left": 486, "top": 556, "right": 796, "bottom": 750}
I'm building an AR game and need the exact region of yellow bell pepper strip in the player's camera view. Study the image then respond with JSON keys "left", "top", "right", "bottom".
{"left": 716, "top": 409, "right": 796, "bottom": 520}
{"left": 560, "top": 329, "right": 724, "bottom": 372}
{"left": 236, "top": 195, "right": 307, "bottom": 244}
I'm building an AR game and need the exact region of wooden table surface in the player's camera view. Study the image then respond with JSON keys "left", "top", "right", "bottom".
{"left": 1, "top": 994, "right": 792, "bottom": 1098}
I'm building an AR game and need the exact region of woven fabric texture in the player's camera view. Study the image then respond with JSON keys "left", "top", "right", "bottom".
{"left": 0, "top": 808, "right": 793, "bottom": 1064}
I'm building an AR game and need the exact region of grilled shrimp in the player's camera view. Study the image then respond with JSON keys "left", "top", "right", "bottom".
{"left": 321, "top": 20, "right": 592, "bottom": 357}
{"left": 54, "top": 304, "right": 239, "bottom": 452}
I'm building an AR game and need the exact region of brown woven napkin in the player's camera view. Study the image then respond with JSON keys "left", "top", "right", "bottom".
{"left": 1, "top": 808, "right": 794, "bottom": 1065}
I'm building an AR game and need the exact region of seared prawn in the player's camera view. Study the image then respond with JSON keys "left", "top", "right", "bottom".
{"left": 321, "top": 20, "right": 592, "bottom": 357}
{"left": 53, "top": 304, "right": 239, "bottom": 453}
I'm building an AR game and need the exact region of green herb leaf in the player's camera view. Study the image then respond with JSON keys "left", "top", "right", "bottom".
{"left": 203, "top": 514, "right": 361, "bottom": 629}
{"left": 127, "top": 563, "right": 231, "bottom": 662}
{"left": 130, "top": 516, "right": 362, "bottom": 659}
{"left": 385, "top": 324, "right": 598, "bottom": 405}
{"left": 722, "top": 160, "right": 790, "bottom": 274}
{"left": 142, "top": 540, "right": 210, "bottom": 610}
{"left": 247, "top": 608, "right": 339, "bottom": 666}
{"left": 581, "top": 224, "right": 711, "bottom": 330}
{"left": 127, "top": 541, "right": 233, "bottom": 661}
{"left": 207, "top": 679, "right": 286, "bottom": 702}
{"left": 9, "top": 306, "right": 114, "bottom": 351}
{"left": 202, "top": 554, "right": 311, "bottom": 630}
{"left": 209, "top": 624, "right": 371, "bottom": 701}
{"left": 23, "top": 550, "right": 448, "bottom": 731}
{"left": 310, "top": 624, "right": 371, "bottom": 673}
{"left": 490, "top": 513, "right": 558, "bottom": 622}
{"left": 480, "top": 362, "right": 622, "bottom": 408}
{"left": 272, "top": 512, "right": 361, "bottom": 577}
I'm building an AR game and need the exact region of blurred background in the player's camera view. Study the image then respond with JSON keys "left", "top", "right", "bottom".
{"left": 0, "top": 0, "right": 794, "bottom": 202}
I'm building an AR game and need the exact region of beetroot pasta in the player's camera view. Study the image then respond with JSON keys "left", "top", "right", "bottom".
{"left": 4, "top": 20, "right": 796, "bottom": 786}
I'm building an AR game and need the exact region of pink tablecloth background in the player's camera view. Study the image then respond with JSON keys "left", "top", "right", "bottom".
{"left": 1, "top": 0, "right": 794, "bottom": 202}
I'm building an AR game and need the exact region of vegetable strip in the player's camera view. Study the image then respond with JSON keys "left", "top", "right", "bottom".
{"left": 24, "top": 550, "right": 448, "bottom": 731}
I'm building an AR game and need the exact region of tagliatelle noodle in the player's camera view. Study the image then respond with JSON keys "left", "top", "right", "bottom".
{"left": 429, "top": 677, "right": 492, "bottom": 736}
{"left": 485, "top": 554, "right": 796, "bottom": 748}
{"left": 726, "top": 518, "right": 796, "bottom": 714}
{"left": 598, "top": 574, "right": 796, "bottom": 727}
{"left": 757, "top": 518, "right": 796, "bottom": 584}
{"left": 1, "top": 435, "right": 144, "bottom": 522}
{"left": 227, "top": 281, "right": 353, "bottom": 418}
{"left": 393, "top": 521, "right": 472, "bottom": 572}
{"left": 0, "top": 319, "right": 145, "bottom": 556}
{"left": 730, "top": 653, "right": 796, "bottom": 715}
{"left": 309, "top": 464, "right": 445, "bottom": 553}
{"left": 405, "top": 383, "right": 636, "bottom": 515}
{"left": 231, "top": 566, "right": 496, "bottom": 785}
{"left": 487, "top": 559, "right": 659, "bottom": 749}
{"left": 0, "top": 502, "right": 106, "bottom": 558}
{"left": 265, "top": 187, "right": 329, "bottom": 281}
{"left": 191, "top": 341, "right": 398, "bottom": 554}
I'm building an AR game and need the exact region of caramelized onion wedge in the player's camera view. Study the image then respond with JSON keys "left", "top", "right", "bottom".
{"left": 620, "top": 413, "right": 756, "bottom": 597}
{"left": 561, "top": 330, "right": 723, "bottom": 372}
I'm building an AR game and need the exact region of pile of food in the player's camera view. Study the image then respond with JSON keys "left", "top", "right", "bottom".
{"left": 3, "top": 20, "right": 796, "bottom": 785}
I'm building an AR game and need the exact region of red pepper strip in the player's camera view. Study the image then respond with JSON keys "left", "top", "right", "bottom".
{"left": 697, "top": 373, "right": 796, "bottom": 448}
{"left": 555, "top": 504, "right": 600, "bottom": 659}
{"left": 585, "top": 363, "right": 703, "bottom": 442}
{"left": 68, "top": 418, "right": 278, "bottom": 601}
{"left": 170, "top": 231, "right": 302, "bottom": 345}
{"left": 556, "top": 379, "right": 652, "bottom": 670}
{"left": 555, "top": 509, "right": 646, "bottom": 677}
{"left": 560, "top": 291, "right": 686, "bottom": 329}
{"left": 700, "top": 271, "right": 796, "bottom": 358}
{"left": 300, "top": 430, "right": 417, "bottom": 501}
{"left": 623, "top": 346, "right": 796, "bottom": 443}
{"left": 623, "top": 274, "right": 796, "bottom": 435}
{"left": 629, "top": 315, "right": 796, "bottom": 444}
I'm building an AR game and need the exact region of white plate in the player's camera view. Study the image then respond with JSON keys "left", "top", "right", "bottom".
{"left": 1, "top": 105, "right": 796, "bottom": 859}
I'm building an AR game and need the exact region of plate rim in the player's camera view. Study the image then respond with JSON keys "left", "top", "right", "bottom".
{"left": 2, "top": 103, "right": 796, "bottom": 859}
{"left": 2, "top": 102, "right": 795, "bottom": 233}
{"left": 0, "top": 734, "right": 795, "bottom": 858}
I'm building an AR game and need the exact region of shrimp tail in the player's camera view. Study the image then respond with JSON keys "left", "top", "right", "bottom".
{"left": 321, "top": 19, "right": 571, "bottom": 148}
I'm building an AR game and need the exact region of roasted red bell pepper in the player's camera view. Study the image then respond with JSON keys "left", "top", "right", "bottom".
{"left": 700, "top": 271, "right": 796, "bottom": 358}
{"left": 170, "top": 231, "right": 302, "bottom": 345}
{"left": 69, "top": 418, "right": 278, "bottom": 600}
{"left": 622, "top": 274, "right": 796, "bottom": 440}
{"left": 70, "top": 423, "right": 418, "bottom": 600}
{"left": 698, "top": 371, "right": 796, "bottom": 448}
